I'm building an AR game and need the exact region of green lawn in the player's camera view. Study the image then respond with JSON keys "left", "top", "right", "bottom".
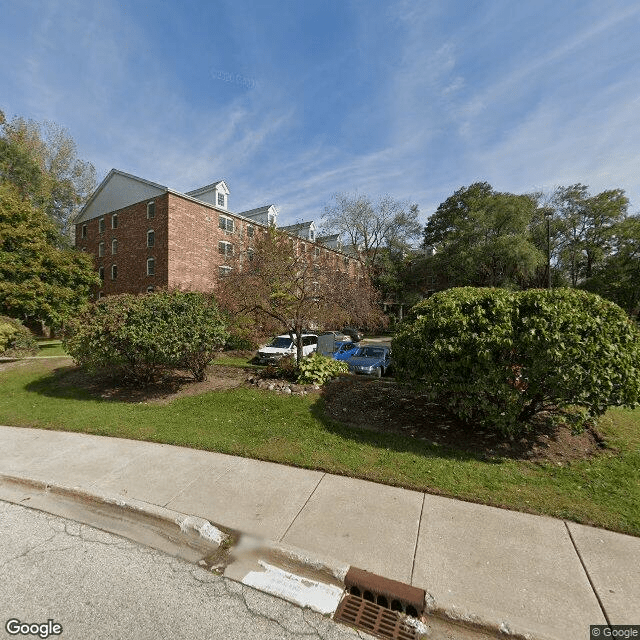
{"left": 1, "top": 359, "right": 639, "bottom": 536}
{"left": 34, "top": 339, "right": 68, "bottom": 357}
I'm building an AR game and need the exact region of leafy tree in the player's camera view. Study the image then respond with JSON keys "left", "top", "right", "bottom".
{"left": 64, "top": 291, "right": 229, "bottom": 384}
{"left": 422, "top": 182, "right": 544, "bottom": 289}
{"left": 0, "top": 114, "right": 96, "bottom": 238}
{"left": 549, "top": 184, "right": 628, "bottom": 286}
{"left": 393, "top": 288, "right": 640, "bottom": 436}
{"left": 582, "top": 215, "right": 640, "bottom": 317}
{"left": 217, "top": 227, "right": 384, "bottom": 362}
{"left": 321, "top": 193, "right": 422, "bottom": 278}
{"left": 0, "top": 182, "right": 99, "bottom": 327}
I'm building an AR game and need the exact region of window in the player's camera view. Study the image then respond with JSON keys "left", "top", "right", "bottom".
{"left": 111, "top": 239, "right": 118, "bottom": 255}
{"left": 314, "top": 247, "right": 320, "bottom": 258}
{"left": 217, "top": 192, "right": 225, "bottom": 207}
{"left": 147, "top": 201, "right": 155, "bottom": 219}
{"left": 81, "top": 224, "right": 87, "bottom": 239}
{"left": 146, "top": 286, "right": 155, "bottom": 293}
{"left": 301, "top": 243, "right": 306, "bottom": 252}
{"left": 247, "top": 248, "right": 254, "bottom": 261}
{"left": 112, "top": 214, "right": 118, "bottom": 229}
{"left": 309, "top": 230, "right": 315, "bottom": 241}
{"left": 111, "top": 264, "right": 117, "bottom": 280}
{"left": 99, "top": 266, "right": 104, "bottom": 281}
{"left": 219, "top": 265, "right": 232, "bottom": 276}
{"left": 147, "top": 230, "right": 155, "bottom": 248}
{"left": 147, "top": 257, "right": 155, "bottom": 276}
{"left": 98, "top": 242, "right": 104, "bottom": 257}
{"left": 99, "top": 218, "right": 105, "bottom": 233}
{"left": 247, "top": 225, "right": 254, "bottom": 238}
{"left": 218, "top": 240, "right": 233, "bottom": 256}
{"left": 219, "top": 215, "right": 234, "bottom": 233}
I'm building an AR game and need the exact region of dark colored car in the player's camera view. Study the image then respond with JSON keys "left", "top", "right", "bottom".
{"left": 342, "top": 327, "right": 363, "bottom": 342}
{"left": 345, "top": 346, "right": 392, "bottom": 377}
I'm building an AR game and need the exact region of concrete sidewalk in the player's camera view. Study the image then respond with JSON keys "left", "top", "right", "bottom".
{"left": 1, "top": 425, "right": 638, "bottom": 639}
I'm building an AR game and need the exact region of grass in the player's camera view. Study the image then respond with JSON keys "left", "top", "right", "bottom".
{"left": 1, "top": 358, "right": 639, "bottom": 536}
{"left": 34, "top": 339, "right": 68, "bottom": 357}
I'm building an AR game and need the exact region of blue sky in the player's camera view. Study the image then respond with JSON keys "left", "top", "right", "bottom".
{"left": 2, "top": 0, "right": 639, "bottom": 227}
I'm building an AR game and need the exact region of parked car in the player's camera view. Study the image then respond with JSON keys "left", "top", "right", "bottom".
{"left": 342, "top": 327, "right": 363, "bottom": 342}
{"left": 332, "top": 341, "right": 360, "bottom": 361}
{"left": 345, "top": 345, "right": 392, "bottom": 377}
{"left": 255, "top": 334, "right": 318, "bottom": 364}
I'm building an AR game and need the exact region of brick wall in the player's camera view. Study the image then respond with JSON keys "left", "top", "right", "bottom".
{"left": 76, "top": 190, "right": 361, "bottom": 297}
{"left": 75, "top": 193, "right": 169, "bottom": 297}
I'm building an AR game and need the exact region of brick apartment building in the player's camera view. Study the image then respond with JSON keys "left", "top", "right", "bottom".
{"left": 74, "top": 169, "right": 359, "bottom": 298}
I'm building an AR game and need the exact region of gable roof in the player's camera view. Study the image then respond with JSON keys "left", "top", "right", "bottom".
{"left": 280, "top": 220, "right": 315, "bottom": 232}
{"left": 238, "top": 204, "right": 277, "bottom": 218}
{"left": 74, "top": 169, "right": 168, "bottom": 224}
{"left": 186, "top": 180, "right": 229, "bottom": 197}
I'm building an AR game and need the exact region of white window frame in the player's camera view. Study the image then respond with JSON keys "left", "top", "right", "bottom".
{"left": 111, "top": 264, "right": 117, "bottom": 280}
{"left": 99, "top": 217, "right": 105, "bottom": 233}
{"left": 218, "top": 240, "right": 233, "bottom": 256}
{"left": 111, "top": 239, "right": 118, "bottom": 255}
{"left": 218, "top": 265, "right": 232, "bottom": 276}
{"left": 147, "top": 257, "right": 155, "bottom": 276}
{"left": 98, "top": 266, "right": 104, "bottom": 281}
{"left": 147, "top": 201, "right": 155, "bottom": 219}
{"left": 247, "top": 225, "right": 254, "bottom": 238}
{"left": 219, "top": 215, "right": 234, "bottom": 233}
{"left": 146, "top": 286, "right": 155, "bottom": 293}
{"left": 217, "top": 192, "right": 226, "bottom": 208}
{"left": 98, "top": 241, "right": 104, "bottom": 257}
{"left": 81, "top": 224, "right": 87, "bottom": 239}
{"left": 147, "top": 229, "right": 155, "bottom": 248}
{"left": 112, "top": 214, "right": 118, "bottom": 229}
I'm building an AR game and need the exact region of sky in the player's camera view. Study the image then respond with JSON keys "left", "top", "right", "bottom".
{"left": 2, "top": 0, "right": 639, "bottom": 228}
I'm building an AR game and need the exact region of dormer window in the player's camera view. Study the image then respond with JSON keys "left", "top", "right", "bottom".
{"left": 309, "top": 230, "right": 315, "bottom": 241}
{"left": 217, "top": 192, "right": 225, "bottom": 208}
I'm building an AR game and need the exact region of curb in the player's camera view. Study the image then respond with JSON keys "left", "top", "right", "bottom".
{"left": 0, "top": 473, "right": 513, "bottom": 639}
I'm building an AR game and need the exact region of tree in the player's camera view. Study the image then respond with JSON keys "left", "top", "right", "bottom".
{"left": 217, "top": 227, "right": 384, "bottom": 362}
{"left": 422, "top": 182, "right": 544, "bottom": 289}
{"left": 582, "top": 214, "right": 640, "bottom": 317}
{"left": 321, "top": 193, "right": 422, "bottom": 278}
{"left": 0, "top": 182, "right": 99, "bottom": 327}
{"left": 0, "top": 115, "right": 96, "bottom": 238}
{"left": 550, "top": 184, "right": 628, "bottom": 286}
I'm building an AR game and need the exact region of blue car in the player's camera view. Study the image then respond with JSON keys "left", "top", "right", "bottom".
{"left": 345, "top": 346, "right": 392, "bottom": 378}
{"left": 333, "top": 341, "right": 360, "bottom": 361}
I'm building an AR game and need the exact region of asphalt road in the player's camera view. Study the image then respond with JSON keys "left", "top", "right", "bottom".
{"left": 0, "top": 500, "right": 372, "bottom": 640}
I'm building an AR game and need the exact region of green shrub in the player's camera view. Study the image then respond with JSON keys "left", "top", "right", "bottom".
{"left": 296, "top": 353, "right": 349, "bottom": 385}
{"left": 0, "top": 316, "right": 38, "bottom": 357}
{"left": 261, "top": 355, "right": 299, "bottom": 382}
{"left": 393, "top": 288, "right": 640, "bottom": 436}
{"left": 63, "top": 291, "right": 228, "bottom": 385}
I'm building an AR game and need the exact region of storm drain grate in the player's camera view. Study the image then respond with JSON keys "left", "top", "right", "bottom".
{"left": 334, "top": 594, "right": 417, "bottom": 640}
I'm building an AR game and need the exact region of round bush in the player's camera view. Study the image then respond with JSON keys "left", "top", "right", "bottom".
{"left": 63, "top": 291, "right": 229, "bottom": 384}
{"left": 393, "top": 287, "right": 640, "bottom": 436}
{"left": 0, "top": 315, "right": 38, "bottom": 357}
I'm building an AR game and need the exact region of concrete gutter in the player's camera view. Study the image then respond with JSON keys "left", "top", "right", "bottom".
{"left": 0, "top": 473, "right": 505, "bottom": 639}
